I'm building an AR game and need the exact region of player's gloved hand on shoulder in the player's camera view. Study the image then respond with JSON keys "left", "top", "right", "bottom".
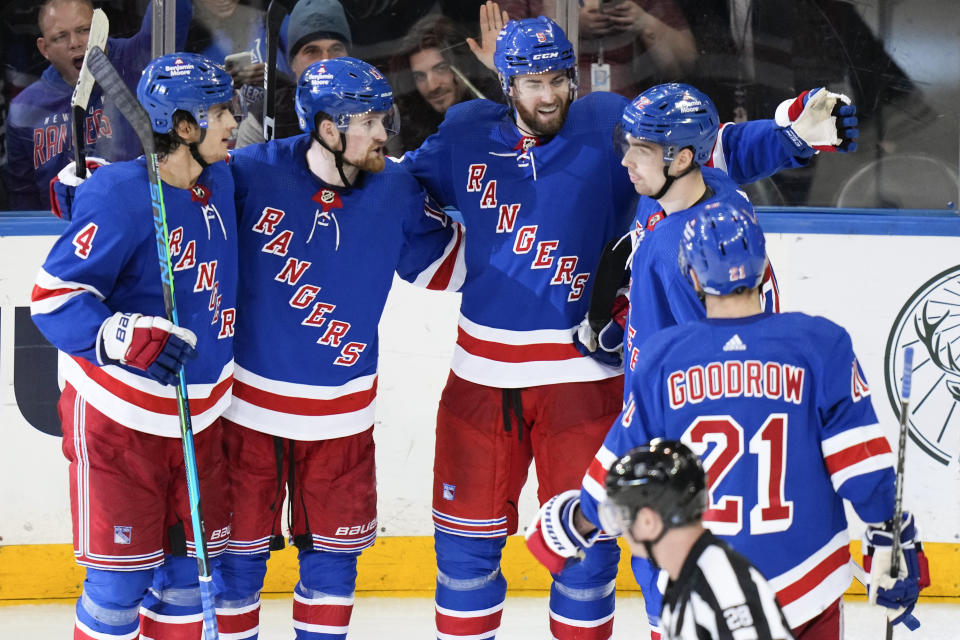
{"left": 49, "top": 157, "right": 109, "bottom": 220}
{"left": 573, "top": 292, "right": 629, "bottom": 368}
{"left": 863, "top": 511, "right": 931, "bottom": 630}
{"left": 774, "top": 88, "right": 858, "bottom": 158}
{"left": 98, "top": 312, "right": 198, "bottom": 385}
{"left": 525, "top": 490, "right": 600, "bottom": 575}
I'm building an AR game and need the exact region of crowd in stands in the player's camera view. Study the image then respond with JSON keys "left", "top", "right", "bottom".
{"left": 0, "top": 0, "right": 943, "bottom": 212}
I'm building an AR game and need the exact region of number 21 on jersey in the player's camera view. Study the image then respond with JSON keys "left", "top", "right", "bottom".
{"left": 683, "top": 414, "right": 794, "bottom": 536}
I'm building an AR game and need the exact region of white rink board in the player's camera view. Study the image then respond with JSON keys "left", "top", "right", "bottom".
{"left": 1, "top": 232, "right": 958, "bottom": 546}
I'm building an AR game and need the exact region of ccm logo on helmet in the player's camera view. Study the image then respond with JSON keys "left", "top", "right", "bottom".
{"left": 532, "top": 52, "right": 559, "bottom": 60}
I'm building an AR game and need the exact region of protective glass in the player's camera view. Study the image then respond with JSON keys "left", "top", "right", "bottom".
{"left": 345, "top": 104, "right": 401, "bottom": 139}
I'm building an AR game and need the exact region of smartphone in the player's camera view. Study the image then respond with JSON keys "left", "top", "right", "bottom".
{"left": 599, "top": 0, "right": 622, "bottom": 12}
{"left": 224, "top": 51, "right": 252, "bottom": 72}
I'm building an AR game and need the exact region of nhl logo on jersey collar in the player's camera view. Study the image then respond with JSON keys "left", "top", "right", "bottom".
{"left": 645, "top": 211, "right": 665, "bottom": 231}
{"left": 312, "top": 188, "right": 343, "bottom": 212}
{"left": 190, "top": 183, "right": 211, "bottom": 206}
{"left": 514, "top": 136, "right": 541, "bottom": 152}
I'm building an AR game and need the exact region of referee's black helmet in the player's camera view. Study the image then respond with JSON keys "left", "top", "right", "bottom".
{"left": 605, "top": 439, "right": 707, "bottom": 529}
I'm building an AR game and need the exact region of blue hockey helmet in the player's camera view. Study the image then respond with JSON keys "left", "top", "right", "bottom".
{"left": 137, "top": 53, "right": 233, "bottom": 134}
{"left": 295, "top": 57, "right": 398, "bottom": 136}
{"left": 678, "top": 195, "right": 767, "bottom": 296}
{"left": 615, "top": 83, "right": 720, "bottom": 165}
{"left": 493, "top": 17, "right": 577, "bottom": 95}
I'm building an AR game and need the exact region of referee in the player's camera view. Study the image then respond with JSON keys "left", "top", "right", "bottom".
{"left": 601, "top": 440, "right": 794, "bottom": 640}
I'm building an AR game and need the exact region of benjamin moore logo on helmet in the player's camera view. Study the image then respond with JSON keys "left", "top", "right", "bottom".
{"left": 885, "top": 264, "right": 960, "bottom": 467}
{"left": 164, "top": 58, "right": 196, "bottom": 77}
{"left": 677, "top": 90, "right": 703, "bottom": 113}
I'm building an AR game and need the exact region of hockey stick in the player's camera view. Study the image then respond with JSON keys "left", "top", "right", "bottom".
{"left": 885, "top": 346, "right": 914, "bottom": 640}
{"left": 70, "top": 9, "right": 109, "bottom": 179}
{"left": 85, "top": 46, "right": 220, "bottom": 640}
{"left": 263, "top": 0, "right": 294, "bottom": 141}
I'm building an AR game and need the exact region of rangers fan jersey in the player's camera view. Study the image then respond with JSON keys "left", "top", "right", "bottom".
{"left": 580, "top": 312, "right": 895, "bottom": 628}
{"left": 5, "top": 0, "right": 192, "bottom": 210}
{"left": 30, "top": 158, "right": 238, "bottom": 436}
{"left": 225, "top": 134, "right": 463, "bottom": 440}
{"left": 402, "top": 93, "right": 805, "bottom": 388}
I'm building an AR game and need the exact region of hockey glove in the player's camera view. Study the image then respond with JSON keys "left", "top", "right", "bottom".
{"left": 98, "top": 312, "right": 198, "bottom": 386}
{"left": 863, "top": 511, "right": 931, "bottom": 630}
{"left": 573, "top": 292, "right": 629, "bottom": 368}
{"left": 774, "top": 88, "right": 858, "bottom": 157}
{"left": 525, "top": 490, "right": 600, "bottom": 575}
{"left": 49, "top": 157, "right": 109, "bottom": 220}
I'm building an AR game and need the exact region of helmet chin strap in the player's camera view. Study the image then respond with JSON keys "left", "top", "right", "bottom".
{"left": 652, "top": 160, "right": 698, "bottom": 201}
{"left": 311, "top": 127, "right": 355, "bottom": 190}
{"left": 188, "top": 128, "right": 210, "bottom": 170}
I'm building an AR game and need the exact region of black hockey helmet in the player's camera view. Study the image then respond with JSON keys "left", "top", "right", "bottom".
{"left": 602, "top": 440, "right": 707, "bottom": 535}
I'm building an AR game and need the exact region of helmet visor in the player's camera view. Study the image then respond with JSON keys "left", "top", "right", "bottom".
{"left": 597, "top": 498, "right": 630, "bottom": 538}
{"left": 344, "top": 104, "right": 400, "bottom": 140}
{"left": 511, "top": 71, "right": 573, "bottom": 100}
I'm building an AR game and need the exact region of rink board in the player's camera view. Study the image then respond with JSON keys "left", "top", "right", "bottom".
{"left": 1, "top": 209, "right": 959, "bottom": 600}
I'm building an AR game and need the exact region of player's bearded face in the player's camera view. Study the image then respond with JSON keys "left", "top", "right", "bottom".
{"left": 342, "top": 111, "right": 395, "bottom": 173}
{"left": 510, "top": 71, "right": 572, "bottom": 137}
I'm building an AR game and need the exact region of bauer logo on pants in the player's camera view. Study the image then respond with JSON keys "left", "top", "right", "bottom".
{"left": 885, "top": 264, "right": 960, "bottom": 467}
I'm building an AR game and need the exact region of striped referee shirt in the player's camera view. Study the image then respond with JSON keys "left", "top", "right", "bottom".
{"left": 661, "top": 531, "right": 794, "bottom": 640}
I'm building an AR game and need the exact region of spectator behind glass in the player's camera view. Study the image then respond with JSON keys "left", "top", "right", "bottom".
{"left": 499, "top": 0, "right": 697, "bottom": 98}
{"left": 389, "top": 14, "right": 502, "bottom": 154}
{"left": 2, "top": 0, "right": 191, "bottom": 211}
{"left": 234, "top": 0, "right": 351, "bottom": 148}
{"left": 186, "top": 0, "right": 266, "bottom": 92}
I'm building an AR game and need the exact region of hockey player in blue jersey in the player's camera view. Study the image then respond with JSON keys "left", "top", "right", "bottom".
{"left": 400, "top": 11, "right": 857, "bottom": 639}
{"left": 576, "top": 82, "right": 858, "bottom": 372}
{"left": 214, "top": 57, "right": 463, "bottom": 640}
{"left": 30, "top": 53, "right": 238, "bottom": 640}
{"left": 526, "top": 198, "right": 930, "bottom": 639}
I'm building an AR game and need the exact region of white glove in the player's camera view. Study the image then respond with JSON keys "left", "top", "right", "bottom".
{"left": 774, "top": 88, "right": 858, "bottom": 152}
{"left": 525, "top": 490, "right": 599, "bottom": 575}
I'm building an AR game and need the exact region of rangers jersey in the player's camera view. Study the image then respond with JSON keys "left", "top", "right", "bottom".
{"left": 225, "top": 134, "right": 463, "bottom": 440}
{"left": 4, "top": 1, "right": 192, "bottom": 210}
{"left": 580, "top": 312, "right": 895, "bottom": 627}
{"left": 31, "top": 158, "right": 238, "bottom": 436}
{"left": 402, "top": 93, "right": 805, "bottom": 389}
{"left": 622, "top": 167, "right": 780, "bottom": 377}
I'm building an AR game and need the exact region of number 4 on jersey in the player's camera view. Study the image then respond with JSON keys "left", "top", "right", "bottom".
{"left": 72, "top": 222, "right": 99, "bottom": 259}
{"left": 684, "top": 414, "right": 794, "bottom": 536}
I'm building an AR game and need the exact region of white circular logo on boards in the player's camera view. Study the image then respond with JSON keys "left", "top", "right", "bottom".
{"left": 885, "top": 264, "right": 960, "bottom": 467}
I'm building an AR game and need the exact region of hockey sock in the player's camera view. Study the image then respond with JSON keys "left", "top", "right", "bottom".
{"left": 549, "top": 539, "right": 620, "bottom": 640}
{"left": 74, "top": 567, "right": 152, "bottom": 640}
{"left": 293, "top": 548, "right": 359, "bottom": 640}
{"left": 139, "top": 555, "right": 203, "bottom": 640}
{"left": 434, "top": 532, "right": 508, "bottom": 640}
{"left": 214, "top": 552, "right": 270, "bottom": 640}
